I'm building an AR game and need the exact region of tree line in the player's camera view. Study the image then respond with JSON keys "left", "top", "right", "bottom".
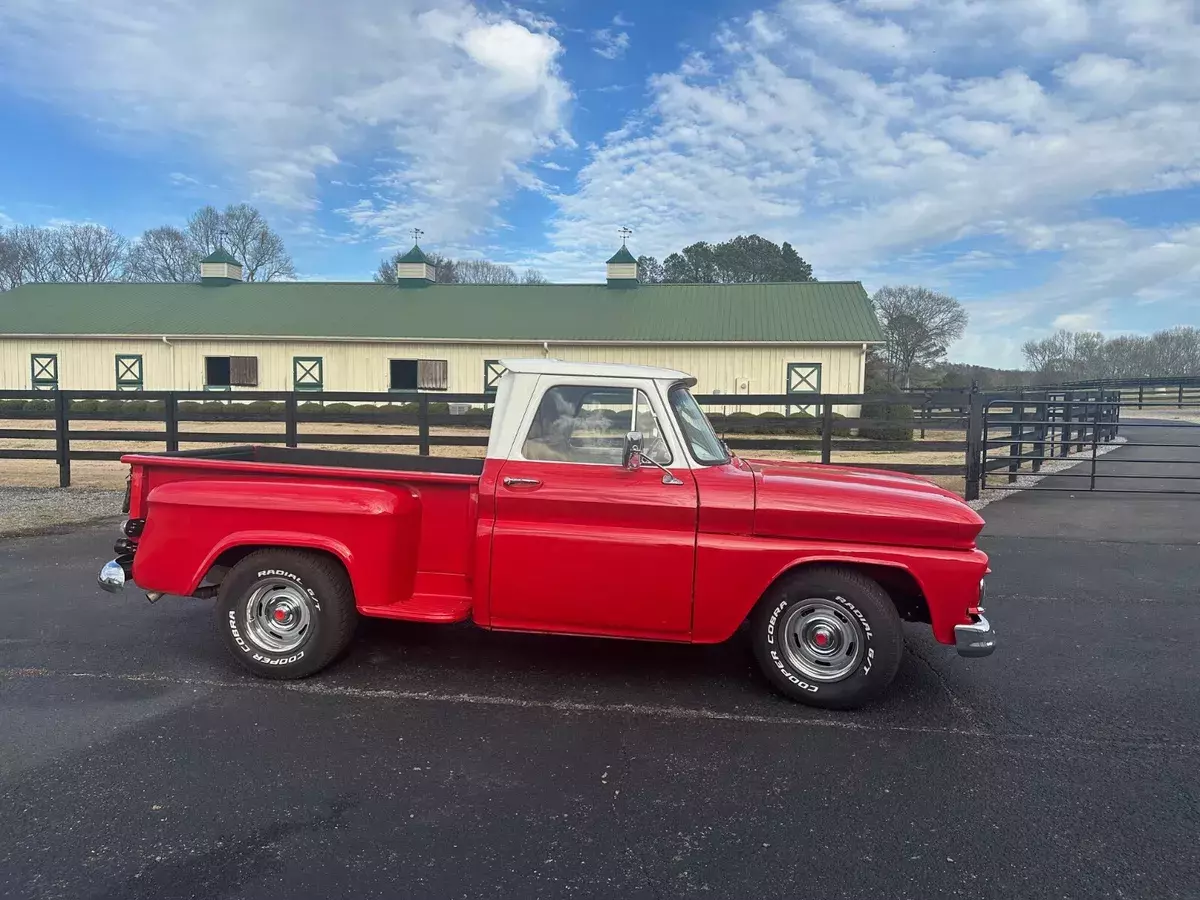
{"left": 0, "top": 204, "right": 295, "bottom": 287}
{"left": 1022, "top": 327, "right": 1200, "bottom": 381}
{"left": 636, "top": 234, "right": 814, "bottom": 284}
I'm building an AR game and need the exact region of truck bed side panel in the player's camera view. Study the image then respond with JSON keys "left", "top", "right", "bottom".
{"left": 134, "top": 477, "right": 424, "bottom": 609}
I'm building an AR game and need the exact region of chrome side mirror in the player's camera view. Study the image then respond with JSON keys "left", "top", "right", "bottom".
{"left": 622, "top": 431, "right": 644, "bottom": 470}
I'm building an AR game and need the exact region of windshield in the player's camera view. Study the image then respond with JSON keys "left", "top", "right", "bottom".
{"left": 669, "top": 385, "right": 729, "bottom": 466}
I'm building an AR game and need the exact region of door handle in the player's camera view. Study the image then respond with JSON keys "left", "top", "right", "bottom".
{"left": 503, "top": 477, "right": 542, "bottom": 488}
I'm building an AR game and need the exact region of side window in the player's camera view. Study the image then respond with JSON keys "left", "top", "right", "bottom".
{"left": 521, "top": 385, "right": 671, "bottom": 466}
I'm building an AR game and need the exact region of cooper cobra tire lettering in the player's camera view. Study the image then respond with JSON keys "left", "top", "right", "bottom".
{"left": 769, "top": 649, "right": 819, "bottom": 693}
{"left": 228, "top": 610, "right": 253, "bottom": 654}
{"left": 766, "top": 601, "right": 787, "bottom": 645}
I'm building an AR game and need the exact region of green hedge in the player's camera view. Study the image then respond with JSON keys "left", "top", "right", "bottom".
{"left": 859, "top": 391, "right": 914, "bottom": 441}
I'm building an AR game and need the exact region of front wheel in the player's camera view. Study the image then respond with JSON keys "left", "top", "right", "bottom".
{"left": 215, "top": 549, "right": 358, "bottom": 679}
{"left": 751, "top": 567, "right": 904, "bottom": 709}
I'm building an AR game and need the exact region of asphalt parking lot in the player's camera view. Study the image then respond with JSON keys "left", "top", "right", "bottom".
{"left": 2, "top": 436, "right": 1198, "bottom": 899}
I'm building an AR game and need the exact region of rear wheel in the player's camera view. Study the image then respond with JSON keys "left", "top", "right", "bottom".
{"left": 751, "top": 567, "right": 904, "bottom": 709}
{"left": 215, "top": 549, "right": 357, "bottom": 679}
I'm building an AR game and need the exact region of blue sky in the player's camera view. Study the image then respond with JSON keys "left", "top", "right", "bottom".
{"left": 1, "top": 0, "right": 1198, "bottom": 368}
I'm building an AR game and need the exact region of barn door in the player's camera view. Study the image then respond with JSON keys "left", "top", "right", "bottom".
{"left": 786, "top": 363, "right": 822, "bottom": 415}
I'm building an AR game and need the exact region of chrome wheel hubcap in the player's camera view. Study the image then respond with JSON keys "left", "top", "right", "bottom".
{"left": 243, "top": 579, "right": 313, "bottom": 653}
{"left": 780, "top": 598, "right": 866, "bottom": 682}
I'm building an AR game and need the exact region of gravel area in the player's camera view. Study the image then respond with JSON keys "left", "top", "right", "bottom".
{"left": 0, "top": 487, "right": 125, "bottom": 537}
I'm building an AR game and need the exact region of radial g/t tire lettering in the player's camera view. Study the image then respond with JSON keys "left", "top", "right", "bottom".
{"left": 751, "top": 566, "right": 904, "bottom": 710}
{"left": 215, "top": 549, "right": 358, "bottom": 680}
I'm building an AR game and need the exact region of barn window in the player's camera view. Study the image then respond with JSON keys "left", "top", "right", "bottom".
{"left": 205, "top": 355, "right": 258, "bottom": 389}
{"left": 293, "top": 357, "right": 323, "bottom": 392}
{"left": 115, "top": 355, "right": 144, "bottom": 391}
{"left": 31, "top": 354, "right": 58, "bottom": 390}
{"left": 483, "top": 359, "right": 505, "bottom": 393}
{"left": 390, "top": 358, "right": 447, "bottom": 391}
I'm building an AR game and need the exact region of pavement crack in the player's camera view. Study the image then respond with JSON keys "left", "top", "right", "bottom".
{"left": 904, "top": 640, "right": 996, "bottom": 734}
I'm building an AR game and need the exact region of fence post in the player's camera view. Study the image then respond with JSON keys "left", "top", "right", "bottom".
{"left": 165, "top": 392, "right": 179, "bottom": 452}
{"left": 285, "top": 393, "right": 298, "bottom": 448}
{"left": 1089, "top": 399, "right": 1101, "bottom": 490}
{"left": 1031, "top": 396, "right": 1045, "bottom": 473}
{"left": 820, "top": 401, "right": 833, "bottom": 464}
{"left": 55, "top": 390, "right": 71, "bottom": 488}
{"left": 965, "top": 387, "right": 983, "bottom": 501}
{"left": 1007, "top": 390, "right": 1024, "bottom": 483}
{"left": 1179, "top": 382, "right": 1185, "bottom": 409}
{"left": 418, "top": 395, "right": 431, "bottom": 456}
{"left": 1060, "top": 391, "right": 1073, "bottom": 457}
{"left": 919, "top": 400, "right": 928, "bottom": 440}
{"left": 1138, "top": 383, "right": 1144, "bottom": 410}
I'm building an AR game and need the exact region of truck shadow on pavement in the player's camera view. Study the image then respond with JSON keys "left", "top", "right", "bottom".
{"left": 306, "top": 615, "right": 979, "bottom": 727}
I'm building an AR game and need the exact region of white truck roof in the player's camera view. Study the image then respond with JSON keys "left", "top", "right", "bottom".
{"left": 499, "top": 358, "right": 692, "bottom": 382}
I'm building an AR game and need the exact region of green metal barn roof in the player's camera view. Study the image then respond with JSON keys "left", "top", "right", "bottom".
{"left": 0, "top": 280, "right": 883, "bottom": 343}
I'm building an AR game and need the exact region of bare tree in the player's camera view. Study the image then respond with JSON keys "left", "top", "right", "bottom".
{"left": 872, "top": 285, "right": 969, "bottom": 387}
{"left": 52, "top": 224, "right": 129, "bottom": 283}
{"left": 185, "top": 204, "right": 294, "bottom": 281}
{"left": 1023, "top": 326, "right": 1200, "bottom": 380}
{"left": 455, "top": 259, "right": 519, "bottom": 284}
{"left": 127, "top": 226, "right": 199, "bottom": 283}
{"left": 4, "top": 225, "right": 63, "bottom": 284}
{"left": 521, "top": 268, "right": 549, "bottom": 284}
{"left": 218, "top": 204, "right": 294, "bottom": 282}
{"left": 0, "top": 229, "right": 20, "bottom": 291}
{"left": 185, "top": 206, "right": 224, "bottom": 257}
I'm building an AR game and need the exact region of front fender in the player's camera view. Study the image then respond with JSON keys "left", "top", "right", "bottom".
{"left": 692, "top": 535, "right": 988, "bottom": 645}
{"left": 132, "top": 478, "right": 421, "bottom": 608}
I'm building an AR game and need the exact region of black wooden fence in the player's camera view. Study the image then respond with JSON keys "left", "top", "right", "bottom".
{"left": 0, "top": 385, "right": 1149, "bottom": 500}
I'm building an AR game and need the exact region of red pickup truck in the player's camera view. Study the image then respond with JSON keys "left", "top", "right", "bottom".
{"left": 98, "top": 359, "right": 994, "bottom": 709}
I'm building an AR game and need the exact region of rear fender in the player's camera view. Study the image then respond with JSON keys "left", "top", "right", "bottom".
{"left": 132, "top": 478, "right": 422, "bottom": 608}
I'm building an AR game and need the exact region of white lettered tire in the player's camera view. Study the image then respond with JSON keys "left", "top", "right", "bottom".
{"left": 215, "top": 549, "right": 357, "bottom": 679}
{"left": 751, "top": 567, "right": 904, "bottom": 709}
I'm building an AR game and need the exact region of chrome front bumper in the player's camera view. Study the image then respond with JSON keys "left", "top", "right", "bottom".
{"left": 954, "top": 614, "right": 996, "bottom": 658}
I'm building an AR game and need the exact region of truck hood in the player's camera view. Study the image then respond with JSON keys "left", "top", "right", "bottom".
{"left": 745, "top": 458, "right": 984, "bottom": 551}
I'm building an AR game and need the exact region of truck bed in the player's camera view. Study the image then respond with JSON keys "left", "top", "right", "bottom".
{"left": 158, "top": 445, "right": 485, "bottom": 476}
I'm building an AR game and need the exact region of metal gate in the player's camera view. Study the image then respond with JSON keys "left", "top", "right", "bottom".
{"left": 981, "top": 390, "right": 1200, "bottom": 494}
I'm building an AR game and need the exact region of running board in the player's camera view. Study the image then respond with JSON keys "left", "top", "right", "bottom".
{"left": 359, "top": 594, "right": 472, "bottom": 623}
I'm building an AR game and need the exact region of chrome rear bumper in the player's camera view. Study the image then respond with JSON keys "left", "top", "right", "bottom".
{"left": 954, "top": 614, "right": 996, "bottom": 658}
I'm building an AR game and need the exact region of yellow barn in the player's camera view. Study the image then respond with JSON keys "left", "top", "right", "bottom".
{"left": 0, "top": 245, "right": 883, "bottom": 413}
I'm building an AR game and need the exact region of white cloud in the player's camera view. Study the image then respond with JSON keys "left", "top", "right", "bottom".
{"left": 0, "top": 0, "right": 572, "bottom": 240}
{"left": 1053, "top": 312, "right": 1097, "bottom": 330}
{"left": 541, "top": 161, "right": 570, "bottom": 171}
{"left": 592, "top": 28, "right": 631, "bottom": 60}
{"left": 780, "top": 0, "right": 912, "bottom": 59}
{"left": 613, "top": 14, "right": 634, "bottom": 28}
{"left": 167, "top": 172, "right": 200, "bottom": 187}
{"left": 545, "top": 0, "right": 1200, "bottom": 331}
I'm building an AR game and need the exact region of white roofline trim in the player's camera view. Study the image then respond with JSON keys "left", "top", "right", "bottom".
{"left": 0, "top": 333, "right": 884, "bottom": 346}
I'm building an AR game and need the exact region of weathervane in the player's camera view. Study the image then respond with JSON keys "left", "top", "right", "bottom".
{"left": 410, "top": 227, "right": 425, "bottom": 244}
{"left": 618, "top": 226, "right": 632, "bottom": 247}
{"left": 218, "top": 227, "right": 229, "bottom": 250}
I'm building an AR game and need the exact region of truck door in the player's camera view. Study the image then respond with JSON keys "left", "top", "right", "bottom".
{"left": 488, "top": 382, "right": 698, "bottom": 639}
